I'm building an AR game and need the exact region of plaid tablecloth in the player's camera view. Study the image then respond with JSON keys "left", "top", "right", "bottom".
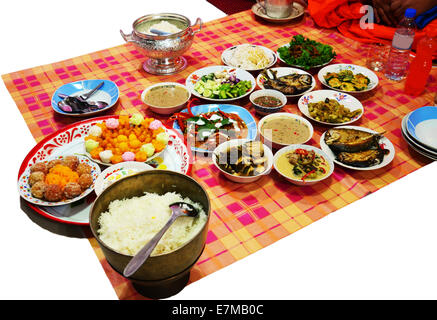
{"left": 3, "top": 10, "right": 435, "bottom": 299}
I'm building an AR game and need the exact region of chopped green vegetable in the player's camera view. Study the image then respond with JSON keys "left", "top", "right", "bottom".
{"left": 193, "top": 71, "right": 252, "bottom": 99}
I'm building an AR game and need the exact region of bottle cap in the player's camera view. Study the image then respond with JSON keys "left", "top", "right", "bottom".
{"left": 405, "top": 8, "right": 416, "bottom": 18}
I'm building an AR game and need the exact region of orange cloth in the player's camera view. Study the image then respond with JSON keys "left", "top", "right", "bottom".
{"left": 308, "top": 0, "right": 437, "bottom": 48}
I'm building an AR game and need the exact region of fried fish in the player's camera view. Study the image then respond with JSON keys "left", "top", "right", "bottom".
{"left": 337, "top": 149, "right": 389, "bottom": 167}
{"left": 324, "top": 128, "right": 381, "bottom": 153}
{"left": 261, "top": 69, "right": 313, "bottom": 95}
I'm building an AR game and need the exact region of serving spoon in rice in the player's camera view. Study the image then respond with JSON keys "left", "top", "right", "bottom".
{"left": 123, "top": 202, "right": 198, "bottom": 278}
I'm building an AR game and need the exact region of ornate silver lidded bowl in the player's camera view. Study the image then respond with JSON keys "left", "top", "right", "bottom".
{"left": 120, "top": 13, "right": 202, "bottom": 75}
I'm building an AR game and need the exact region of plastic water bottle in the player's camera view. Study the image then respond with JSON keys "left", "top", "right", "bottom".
{"left": 384, "top": 8, "right": 417, "bottom": 81}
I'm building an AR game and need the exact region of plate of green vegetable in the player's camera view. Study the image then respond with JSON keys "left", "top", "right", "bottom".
{"left": 185, "top": 66, "right": 256, "bottom": 101}
{"left": 277, "top": 35, "right": 336, "bottom": 70}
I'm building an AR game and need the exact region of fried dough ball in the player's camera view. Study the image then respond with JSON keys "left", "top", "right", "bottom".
{"left": 63, "top": 156, "right": 79, "bottom": 171}
{"left": 77, "top": 173, "right": 93, "bottom": 190}
{"left": 47, "top": 159, "right": 63, "bottom": 171}
{"left": 44, "top": 184, "right": 63, "bottom": 202}
{"left": 64, "top": 182, "right": 82, "bottom": 199}
{"left": 30, "top": 162, "right": 48, "bottom": 174}
{"left": 28, "top": 171, "right": 45, "bottom": 186}
{"left": 30, "top": 181, "right": 46, "bottom": 199}
{"left": 76, "top": 163, "right": 92, "bottom": 176}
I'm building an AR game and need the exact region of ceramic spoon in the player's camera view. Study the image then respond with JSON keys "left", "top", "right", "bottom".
{"left": 123, "top": 202, "right": 199, "bottom": 278}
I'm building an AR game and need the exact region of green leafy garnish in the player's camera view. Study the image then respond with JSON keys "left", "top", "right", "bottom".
{"left": 278, "top": 34, "right": 336, "bottom": 70}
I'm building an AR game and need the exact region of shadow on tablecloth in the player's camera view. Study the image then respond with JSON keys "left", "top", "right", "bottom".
{"left": 19, "top": 198, "right": 87, "bottom": 239}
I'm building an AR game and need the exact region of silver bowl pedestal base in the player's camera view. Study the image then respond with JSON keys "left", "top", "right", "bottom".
{"left": 142, "top": 56, "right": 188, "bottom": 75}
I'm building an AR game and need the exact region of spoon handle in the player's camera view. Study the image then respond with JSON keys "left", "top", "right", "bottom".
{"left": 123, "top": 212, "right": 180, "bottom": 278}
{"left": 81, "top": 81, "right": 104, "bottom": 100}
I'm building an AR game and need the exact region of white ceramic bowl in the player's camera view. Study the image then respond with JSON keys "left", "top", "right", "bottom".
{"left": 298, "top": 89, "right": 364, "bottom": 126}
{"left": 212, "top": 139, "right": 274, "bottom": 183}
{"left": 250, "top": 89, "right": 287, "bottom": 116}
{"left": 273, "top": 144, "right": 334, "bottom": 186}
{"left": 258, "top": 112, "right": 314, "bottom": 150}
{"left": 317, "top": 63, "right": 379, "bottom": 94}
{"left": 141, "top": 82, "right": 191, "bottom": 115}
{"left": 221, "top": 44, "right": 277, "bottom": 72}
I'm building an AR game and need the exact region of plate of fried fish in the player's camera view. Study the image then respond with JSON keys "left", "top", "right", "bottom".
{"left": 320, "top": 126, "right": 395, "bottom": 170}
{"left": 257, "top": 67, "right": 315, "bottom": 98}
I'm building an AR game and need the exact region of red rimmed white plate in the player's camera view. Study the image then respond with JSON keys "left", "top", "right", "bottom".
{"left": 17, "top": 115, "right": 193, "bottom": 225}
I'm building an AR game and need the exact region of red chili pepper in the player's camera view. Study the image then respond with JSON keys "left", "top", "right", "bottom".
{"left": 302, "top": 169, "right": 316, "bottom": 182}
{"left": 186, "top": 98, "right": 200, "bottom": 117}
{"left": 217, "top": 108, "right": 229, "bottom": 119}
{"left": 295, "top": 149, "right": 308, "bottom": 156}
{"left": 319, "top": 167, "right": 326, "bottom": 174}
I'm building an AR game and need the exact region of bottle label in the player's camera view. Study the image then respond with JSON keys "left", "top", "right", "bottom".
{"left": 392, "top": 33, "right": 414, "bottom": 50}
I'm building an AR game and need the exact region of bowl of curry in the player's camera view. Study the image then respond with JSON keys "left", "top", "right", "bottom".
{"left": 273, "top": 144, "right": 334, "bottom": 186}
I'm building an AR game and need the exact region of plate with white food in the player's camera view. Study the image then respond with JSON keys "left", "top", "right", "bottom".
{"left": 221, "top": 44, "right": 277, "bottom": 72}
{"left": 185, "top": 65, "right": 256, "bottom": 101}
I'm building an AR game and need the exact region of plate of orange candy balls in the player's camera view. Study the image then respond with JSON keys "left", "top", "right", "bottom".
{"left": 84, "top": 113, "right": 170, "bottom": 166}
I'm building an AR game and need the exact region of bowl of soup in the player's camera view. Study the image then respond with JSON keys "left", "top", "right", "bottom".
{"left": 273, "top": 144, "right": 334, "bottom": 186}
{"left": 258, "top": 113, "right": 313, "bottom": 149}
{"left": 141, "top": 82, "right": 191, "bottom": 115}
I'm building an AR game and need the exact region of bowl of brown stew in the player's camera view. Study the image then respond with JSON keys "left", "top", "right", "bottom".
{"left": 250, "top": 89, "right": 287, "bottom": 115}
{"left": 141, "top": 82, "right": 191, "bottom": 115}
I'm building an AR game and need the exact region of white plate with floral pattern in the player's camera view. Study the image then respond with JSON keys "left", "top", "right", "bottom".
{"left": 18, "top": 155, "right": 100, "bottom": 207}
{"left": 94, "top": 161, "right": 153, "bottom": 196}
{"left": 298, "top": 90, "right": 364, "bottom": 126}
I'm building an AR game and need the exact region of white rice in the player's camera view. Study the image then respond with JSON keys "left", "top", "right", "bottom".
{"left": 97, "top": 192, "right": 207, "bottom": 256}
{"left": 145, "top": 21, "right": 182, "bottom": 35}
{"left": 228, "top": 44, "right": 271, "bottom": 70}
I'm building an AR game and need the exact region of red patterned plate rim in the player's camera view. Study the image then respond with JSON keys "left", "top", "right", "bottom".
{"left": 17, "top": 115, "right": 193, "bottom": 226}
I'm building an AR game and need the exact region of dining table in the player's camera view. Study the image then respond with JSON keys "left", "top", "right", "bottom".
{"left": 1, "top": 0, "right": 437, "bottom": 300}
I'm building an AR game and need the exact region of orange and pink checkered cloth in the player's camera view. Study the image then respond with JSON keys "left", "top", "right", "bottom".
{"left": 3, "top": 10, "right": 435, "bottom": 299}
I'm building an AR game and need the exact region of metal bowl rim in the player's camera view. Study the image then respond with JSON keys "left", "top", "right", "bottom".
{"left": 132, "top": 13, "right": 192, "bottom": 38}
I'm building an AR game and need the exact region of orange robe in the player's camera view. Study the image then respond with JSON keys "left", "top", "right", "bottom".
{"left": 308, "top": 0, "right": 437, "bottom": 48}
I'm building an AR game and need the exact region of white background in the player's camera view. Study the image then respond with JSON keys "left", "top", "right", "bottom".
{"left": 1, "top": 0, "right": 436, "bottom": 300}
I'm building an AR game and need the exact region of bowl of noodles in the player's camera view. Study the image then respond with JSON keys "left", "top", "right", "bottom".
{"left": 221, "top": 44, "right": 277, "bottom": 72}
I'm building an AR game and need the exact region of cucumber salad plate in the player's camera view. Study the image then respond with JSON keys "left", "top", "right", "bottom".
{"left": 185, "top": 66, "right": 256, "bottom": 102}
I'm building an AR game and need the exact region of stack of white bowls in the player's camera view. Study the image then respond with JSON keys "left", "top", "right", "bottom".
{"left": 401, "top": 106, "right": 437, "bottom": 161}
